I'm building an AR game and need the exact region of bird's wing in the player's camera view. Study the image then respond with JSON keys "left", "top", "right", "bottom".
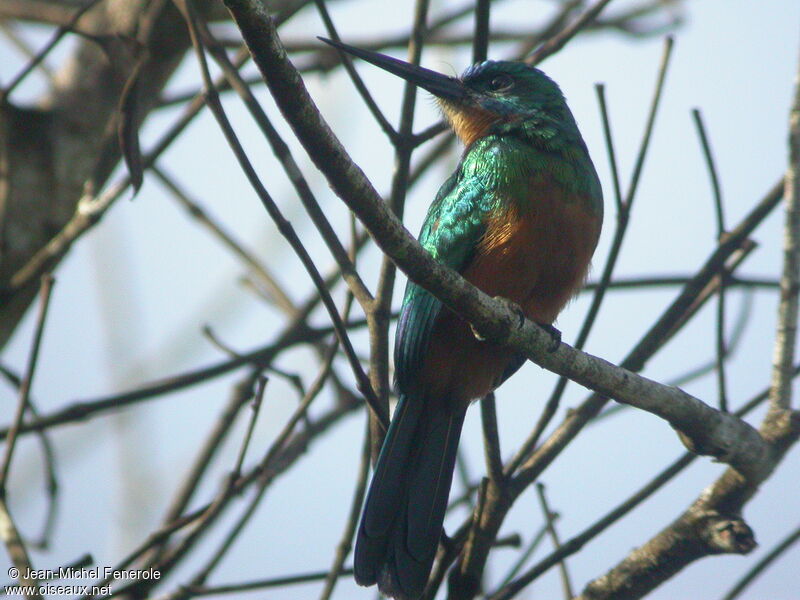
{"left": 394, "top": 168, "right": 491, "bottom": 394}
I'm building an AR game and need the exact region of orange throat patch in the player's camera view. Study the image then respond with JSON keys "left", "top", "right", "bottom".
{"left": 439, "top": 100, "right": 500, "bottom": 147}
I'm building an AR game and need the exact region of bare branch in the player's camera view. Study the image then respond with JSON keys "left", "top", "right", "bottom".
{"left": 480, "top": 394, "right": 504, "bottom": 484}
{"left": 177, "top": 0, "right": 384, "bottom": 427}
{"left": 157, "top": 372, "right": 260, "bottom": 533}
{"left": 194, "top": 15, "right": 375, "bottom": 311}
{"left": 491, "top": 372, "right": 775, "bottom": 599}
{"left": 526, "top": 0, "right": 616, "bottom": 65}
{"left": 472, "top": 0, "right": 491, "bottom": 63}
{"left": 595, "top": 83, "right": 623, "bottom": 214}
{"left": 231, "top": 376, "right": 267, "bottom": 478}
{"left": 767, "top": 44, "right": 800, "bottom": 418}
{"left": 692, "top": 107, "right": 729, "bottom": 412}
{"left": 536, "top": 483, "right": 573, "bottom": 599}
{"left": 314, "top": 0, "right": 397, "bottom": 140}
{"left": 185, "top": 568, "right": 354, "bottom": 596}
{"left": 0, "top": 275, "right": 54, "bottom": 489}
{"left": 0, "top": 274, "right": 54, "bottom": 600}
{"left": 318, "top": 419, "right": 371, "bottom": 600}
{"left": 152, "top": 165, "right": 298, "bottom": 316}
{"left": 507, "top": 37, "right": 674, "bottom": 475}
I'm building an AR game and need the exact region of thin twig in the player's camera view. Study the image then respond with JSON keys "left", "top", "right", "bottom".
{"left": 454, "top": 449, "right": 474, "bottom": 508}
{"left": 319, "top": 418, "right": 371, "bottom": 600}
{"left": 692, "top": 108, "right": 729, "bottom": 412}
{"left": 450, "top": 478, "right": 490, "bottom": 599}
{"left": 152, "top": 165, "right": 297, "bottom": 316}
{"left": 526, "top": 0, "right": 615, "bottom": 65}
{"left": 185, "top": 568, "right": 355, "bottom": 596}
{"left": 595, "top": 83, "right": 623, "bottom": 213}
{"left": 583, "top": 274, "right": 779, "bottom": 291}
{"left": 151, "top": 371, "right": 260, "bottom": 561}
{"left": 513, "top": 0, "right": 583, "bottom": 59}
{"left": 155, "top": 336, "right": 342, "bottom": 590}
{"left": 178, "top": 0, "right": 385, "bottom": 427}
{"left": 24, "top": 401, "right": 59, "bottom": 549}
{"left": 0, "top": 21, "right": 55, "bottom": 81}
{"left": 480, "top": 393, "right": 504, "bottom": 483}
{"left": 767, "top": 45, "right": 800, "bottom": 417}
{"left": 0, "top": 363, "right": 60, "bottom": 549}
{"left": 660, "top": 241, "right": 755, "bottom": 343}
{"left": 692, "top": 109, "right": 725, "bottom": 234}
{"left": 314, "top": 0, "right": 397, "bottom": 140}
{"left": 195, "top": 16, "right": 374, "bottom": 312}
{"left": 0, "top": 275, "right": 54, "bottom": 600}
{"left": 0, "top": 274, "right": 55, "bottom": 489}
{"left": 231, "top": 376, "right": 267, "bottom": 478}
{"left": 368, "top": 0, "right": 432, "bottom": 459}
{"left": 536, "top": 483, "right": 573, "bottom": 599}
{"left": 497, "top": 520, "right": 552, "bottom": 587}
{"left": 1, "top": 0, "right": 102, "bottom": 101}
{"left": 596, "top": 288, "right": 754, "bottom": 422}
{"left": 411, "top": 121, "right": 450, "bottom": 147}
{"left": 507, "top": 37, "right": 674, "bottom": 476}
{"left": 624, "top": 35, "right": 674, "bottom": 205}
{"left": 472, "top": 0, "right": 491, "bottom": 63}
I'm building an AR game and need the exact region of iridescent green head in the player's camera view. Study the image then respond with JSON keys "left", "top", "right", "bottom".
{"left": 458, "top": 61, "right": 565, "bottom": 116}
{"left": 319, "top": 38, "right": 574, "bottom": 146}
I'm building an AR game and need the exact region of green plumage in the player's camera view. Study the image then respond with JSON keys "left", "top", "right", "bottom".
{"left": 397, "top": 115, "right": 601, "bottom": 393}
{"left": 338, "top": 49, "right": 603, "bottom": 600}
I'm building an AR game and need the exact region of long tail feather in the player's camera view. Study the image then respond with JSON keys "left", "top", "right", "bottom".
{"left": 354, "top": 395, "right": 466, "bottom": 600}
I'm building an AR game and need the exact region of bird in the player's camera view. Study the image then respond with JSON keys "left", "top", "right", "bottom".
{"left": 320, "top": 37, "right": 603, "bottom": 600}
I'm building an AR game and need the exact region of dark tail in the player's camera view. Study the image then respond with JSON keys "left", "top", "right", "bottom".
{"left": 354, "top": 395, "right": 466, "bottom": 600}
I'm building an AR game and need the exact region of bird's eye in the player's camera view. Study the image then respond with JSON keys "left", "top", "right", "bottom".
{"left": 488, "top": 75, "right": 513, "bottom": 92}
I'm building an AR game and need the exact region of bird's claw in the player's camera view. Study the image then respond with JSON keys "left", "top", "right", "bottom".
{"left": 494, "top": 295, "right": 526, "bottom": 328}
{"left": 470, "top": 323, "right": 486, "bottom": 341}
{"left": 470, "top": 296, "right": 526, "bottom": 341}
{"left": 537, "top": 322, "right": 561, "bottom": 352}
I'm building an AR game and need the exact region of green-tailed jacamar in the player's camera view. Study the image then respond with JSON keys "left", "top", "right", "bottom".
{"left": 320, "top": 37, "right": 603, "bottom": 600}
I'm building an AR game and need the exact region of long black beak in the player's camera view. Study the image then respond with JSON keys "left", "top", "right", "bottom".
{"left": 318, "top": 37, "right": 466, "bottom": 102}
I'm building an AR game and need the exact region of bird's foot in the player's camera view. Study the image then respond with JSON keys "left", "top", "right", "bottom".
{"left": 537, "top": 322, "right": 561, "bottom": 353}
{"left": 494, "top": 295, "right": 526, "bottom": 328}
{"left": 470, "top": 296, "right": 526, "bottom": 341}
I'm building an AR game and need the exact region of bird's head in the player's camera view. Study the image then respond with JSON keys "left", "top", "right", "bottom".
{"left": 319, "top": 38, "right": 570, "bottom": 147}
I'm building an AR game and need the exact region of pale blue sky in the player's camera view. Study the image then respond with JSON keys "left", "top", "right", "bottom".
{"left": 2, "top": 1, "right": 800, "bottom": 599}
